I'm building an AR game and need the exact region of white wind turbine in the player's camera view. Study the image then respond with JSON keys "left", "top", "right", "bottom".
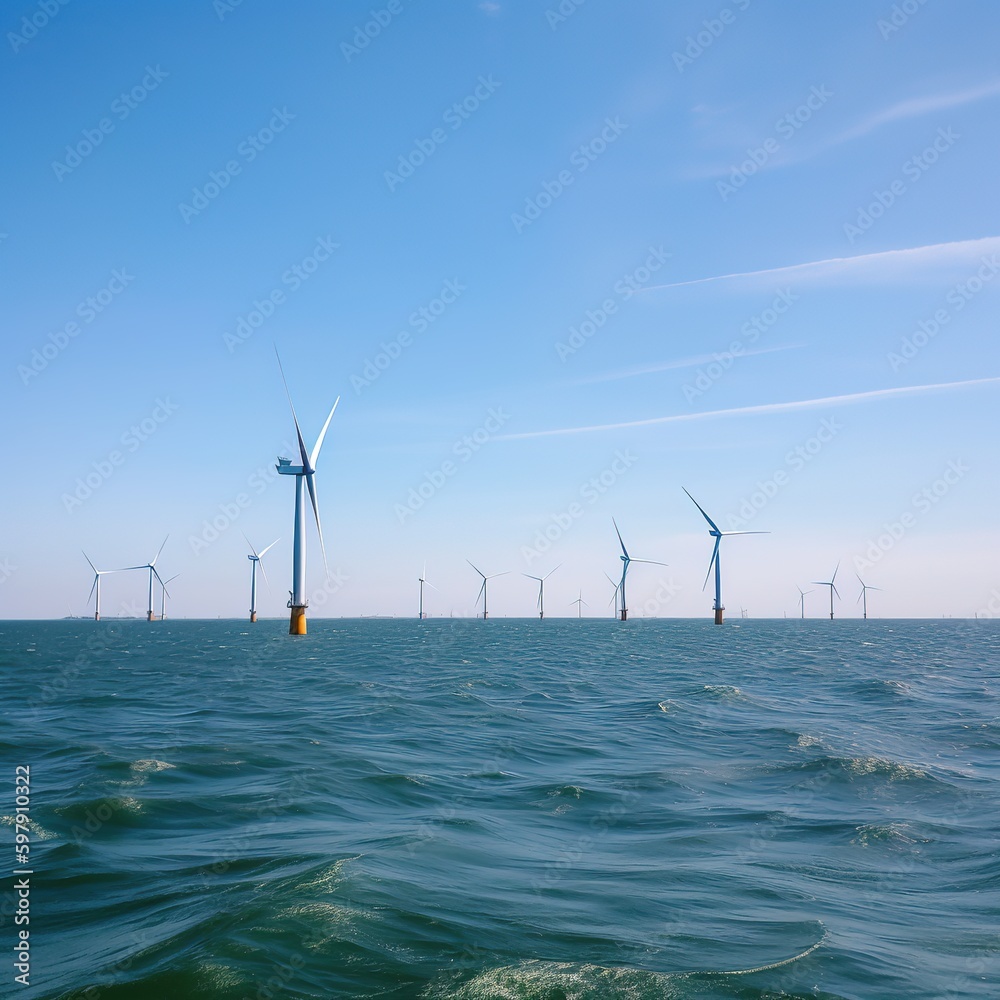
{"left": 857, "top": 574, "right": 881, "bottom": 620}
{"left": 796, "top": 585, "right": 812, "bottom": 619}
{"left": 82, "top": 552, "right": 129, "bottom": 621}
{"left": 418, "top": 564, "right": 437, "bottom": 619}
{"left": 274, "top": 349, "right": 339, "bottom": 635}
{"left": 158, "top": 574, "right": 179, "bottom": 620}
{"left": 605, "top": 572, "right": 620, "bottom": 619}
{"left": 523, "top": 565, "right": 560, "bottom": 619}
{"left": 244, "top": 534, "right": 279, "bottom": 622}
{"left": 812, "top": 562, "right": 842, "bottom": 620}
{"left": 613, "top": 519, "right": 668, "bottom": 621}
{"left": 570, "top": 590, "right": 588, "bottom": 618}
{"left": 118, "top": 536, "right": 169, "bottom": 621}
{"left": 468, "top": 561, "right": 508, "bottom": 619}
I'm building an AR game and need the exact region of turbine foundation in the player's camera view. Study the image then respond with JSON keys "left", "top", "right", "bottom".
{"left": 94, "top": 612, "right": 100, "bottom": 622}
{"left": 250, "top": 611, "right": 258, "bottom": 623}
{"left": 714, "top": 606, "right": 724, "bottom": 625}
{"left": 147, "top": 610, "right": 155, "bottom": 622}
{"left": 289, "top": 605, "right": 307, "bottom": 635}
{"left": 620, "top": 609, "right": 627, "bottom": 621}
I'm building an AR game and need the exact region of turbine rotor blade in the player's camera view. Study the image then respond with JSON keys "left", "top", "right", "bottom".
{"left": 275, "top": 346, "right": 312, "bottom": 470}
{"left": 258, "top": 554, "right": 271, "bottom": 593}
{"left": 682, "top": 487, "right": 721, "bottom": 533}
{"left": 305, "top": 474, "right": 329, "bottom": 575}
{"left": 543, "top": 564, "right": 562, "bottom": 581}
{"left": 88, "top": 576, "right": 98, "bottom": 603}
{"left": 612, "top": 518, "right": 629, "bottom": 559}
{"left": 467, "top": 560, "right": 485, "bottom": 579}
{"left": 832, "top": 561, "right": 841, "bottom": 583}
{"left": 630, "top": 558, "right": 668, "bottom": 567}
{"left": 702, "top": 538, "right": 720, "bottom": 591}
{"left": 151, "top": 535, "right": 169, "bottom": 566}
{"left": 83, "top": 551, "right": 98, "bottom": 574}
{"left": 309, "top": 397, "right": 340, "bottom": 468}
{"left": 258, "top": 538, "right": 280, "bottom": 558}
{"left": 241, "top": 531, "right": 260, "bottom": 559}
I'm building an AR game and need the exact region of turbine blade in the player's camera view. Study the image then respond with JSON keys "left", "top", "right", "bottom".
{"left": 275, "top": 346, "right": 312, "bottom": 470}
{"left": 309, "top": 397, "right": 340, "bottom": 468}
{"left": 258, "top": 555, "right": 271, "bottom": 593}
{"left": 721, "top": 531, "right": 770, "bottom": 536}
{"left": 612, "top": 518, "right": 629, "bottom": 560}
{"left": 258, "top": 538, "right": 280, "bottom": 558}
{"left": 152, "top": 566, "right": 168, "bottom": 596}
{"left": 682, "top": 487, "right": 721, "bottom": 533}
{"left": 241, "top": 531, "right": 260, "bottom": 559}
{"left": 305, "top": 474, "right": 329, "bottom": 575}
{"left": 150, "top": 535, "right": 169, "bottom": 566}
{"left": 523, "top": 573, "right": 541, "bottom": 581}
{"left": 630, "top": 558, "right": 669, "bottom": 567}
{"left": 467, "top": 560, "right": 485, "bottom": 579}
{"left": 88, "top": 576, "right": 98, "bottom": 602}
{"left": 83, "top": 551, "right": 98, "bottom": 574}
{"left": 832, "top": 560, "right": 841, "bottom": 583}
{"left": 702, "top": 538, "right": 721, "bottom": 591}
{"left": 488, "top": 572, "right": 510, "bottom": 579}
{"left": 832, "top": 584, "right": 841, "bottom": 600}
{"left": 116, "top": 564, "right": 147, "bottom": 572}
{"left": 477, "top": 579, "right": 486, "bottom": 603}
{"left": 543, "top": 563, "right": 562, "bottom": 581}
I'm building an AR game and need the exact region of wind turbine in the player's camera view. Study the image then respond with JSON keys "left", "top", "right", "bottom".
{"left": 418, "top": 564, "right": 437, "bottom": 619}
{"left": 274, "top": 349, "right": 339, "bottom": 635}
{"left": 570, "top": 591, "right": 588, "bottom": 618}
{"left": 159, "top": 574, "right": 179, "bottom": 620}
{"left": 857, "top": 574, "right": 881, "bottom": 619}
{"left": 117, "top": 536, "right": 169, "bottom": 621}
{"left": 612, "top": 519, "right": 667, "bottom": 621}
{"left": 523, "top": 565, "right": 560, "bottom": 619}
{"left": 683, "top": 489, "right": 769, "bottom": 625}
{"left": 244, "top": 534, "right": 279, "bottom": 622}
{"left": 82, "top": 552, "right": 128, "bottom": 621}
{"left": 604, "top": 572, "right": 620, "bottom": 619}
{"left": 812, "top": 562, "right": 841, "bottom": 620}
{"left": 796, "top": 585, "right": 812, "bottom": 619}
{"left": 468, "top": 561, "right": 508, "bottom": 619}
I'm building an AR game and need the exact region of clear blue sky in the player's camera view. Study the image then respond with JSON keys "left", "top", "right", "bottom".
{"left": 3, "top": 0, "right": 999, "bottom": 619}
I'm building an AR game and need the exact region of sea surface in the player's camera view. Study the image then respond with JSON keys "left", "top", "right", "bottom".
{"left": 1, "top": 618, "right": 998, "bottom": 999}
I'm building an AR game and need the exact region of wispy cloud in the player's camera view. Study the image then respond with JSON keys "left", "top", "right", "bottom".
{"left": 500, "top": 377, "right": 1000, "bottom": 440}
{"left": 576, "top": 344, "right": 804, "bottom": 384}
{"left": 640, "top": 237, "right": 1000, "bottom": 293}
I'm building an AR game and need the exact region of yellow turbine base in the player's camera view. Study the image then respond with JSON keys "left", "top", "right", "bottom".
{"left": 289, "top": 605, "right": 307, "bottom": 635}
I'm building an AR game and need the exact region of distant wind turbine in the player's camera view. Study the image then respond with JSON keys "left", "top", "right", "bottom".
{"left": 159, "top": 574, "right": 179, "bottom": 620}
{"left": 118, "top": 536, "right": 169, "bottom": 622}
{"left": 796, "top": 585, "right": 812, "bottom": 619}
{"left": 418, "top": 564, "right": 437, "bottom": 619}
{"left": 468, "top": 561, "right": 508, "bottom": 619}
{"left": 857, "top": 574, "right": 881, "bottom": 619}
{"left": 244, "top": 534, "right": 279, "bottom": 622}
{"left": 612, "top": 519, "right": 667, "bottom": 621}
{"left": 570, "top": 590, "right": 588, "bottom": 618}
{"left": 683, "top": 489, "right": 769, "bottom": 625}
{"left": 604, "top": 572, "right": 620, "bottom": 619}
{"left": 82, "top": 552, "right": 129, "bottom": 621}
{"left": 274, "top": 348, "right": 339, "bottom": 635}
{"left": 812, "top": 562, "right": 841, "bottom": 620}
{"left": 523, "top": 565, "right": 560, "bottom": 619}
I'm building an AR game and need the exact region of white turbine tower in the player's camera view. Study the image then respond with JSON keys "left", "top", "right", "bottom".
{"left": 683, "top": 489, "right": 769, "bottom": 625}
{"left": 468, "top": 561, "right": 508, "bottom": 619}
{"left": 274, "top": 350, "right": 339, "bottom": 635}
{"left": 82, "top": 552, "right": 128, "bottom": 621}
{"left": 857, "top": 574, "right": 881, "bottom": 619}
{"left": 812, "top": 562, "right": 841, "bottom": 620}
{"left": 418, "top": 564, "right": 437, "bottom": 619}
{"left": 523, "top": 565, "right": 560, "bottom": 619}
{"left": 244, "top": 534, "right": 279, "bottom": 622}
{"left": 570, "top": 590, "right": 588, "bottom": 618}
{"left": 612, "top": 519, "right": 668, "bottom": 621}
{"left": 796, "top": 585, "right": 812, "bottom": 619}
{"left": 119, "top": 537, "right": 169, "bottom": 621}
{"left": 159, "top": 574, "right": 179, "bottom": 620}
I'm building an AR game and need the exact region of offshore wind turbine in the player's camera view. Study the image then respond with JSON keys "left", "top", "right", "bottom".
{"left": 796, "top": 585, "right": 812, "bottom": 619}
{"left": 158, "top": 574, "right": 179, "bottom": 620}
{"left": 82, "top": 552, "right": 128, "bottom": 621}
{"left": 605, "top": 572, "right": 620, "bottom": 619}
{"left": 812, "top": 562, "right": 841, "bottom": 620}
{"left": 418, "top": 564, "right": 437, "bottom": 619}
{"left": 274, "top": 350, "right": 339, "bottom": 635}
{"left": 612, "top": 519, "right": 667, "bottom": 621}
{"left": 468, "top": 561, "right": 508, "bottom": 619}
{"left": 570, "top": 591, "right": 588, "bottom": 618}
{"left": 118, "top": 536, "right": 169, "bottom": 621}
{"left": 244, "top": 534, "right": 279, "bottom": 622}
{"left": 683, "top": 489, "right": 769, "bottom": 625}
{"left": 857, "top": 574, "right": 881, "bottom": 619}
{"left": 523, "top": 565, "right": 560, "bottom": 619}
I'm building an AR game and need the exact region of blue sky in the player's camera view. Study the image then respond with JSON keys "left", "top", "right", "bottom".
{"left": 3, "top": 0, "right": 999, "bottom": 620}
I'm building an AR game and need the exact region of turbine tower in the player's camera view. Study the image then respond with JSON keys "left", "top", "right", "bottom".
{"left": 796, "top": 585, "right": 812, "bottom": 619}
{"left": 857, "top": 574, "right": 881, "bottom": 619}
{"left": 82, "top": 552, "right": 127, "bottom": 621}
{"left": 683, "top": 489, "right": 768, "bottom": 625}
{"left": 468, "top": 561, "right": 508, "bottom": 619}
{"left": 812, "top": 562, "right": 841, "bottom": 620}
{"left": 523, "top": 565, "right": 560, "bottom": 619}
{"left": 159, "top": 574, "right": 179, "bottom": 620}
{"left": 274, "top": 350, "right": 339, "bottom": 635}
{"left": 244, "top": 534, "right": 278, "bottom": 622}
{"left": 119, "top": 536, "right": 169, "bottom": 621}
{"left": 612, "top": 519, "right": 667, "bottom": 621}
{"left": 570, "top": 591, "right": 588, "bottom": 618}
{"left": 418, "top": 564, "right": 437, "bottom": 619}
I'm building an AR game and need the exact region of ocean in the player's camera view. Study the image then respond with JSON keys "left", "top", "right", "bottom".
{"left": 2, "top": 618, "right": 998, "bottom": 999}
